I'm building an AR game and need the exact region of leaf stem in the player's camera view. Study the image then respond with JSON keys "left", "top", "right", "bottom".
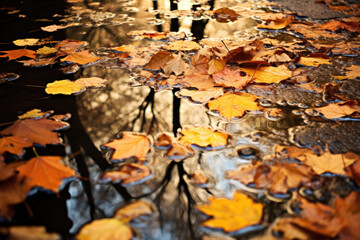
{"left": 25, "top": 84, "right": 46, "bottom": 88}
{"left": 32, "top": 146, "right": 40, "bottom": 158}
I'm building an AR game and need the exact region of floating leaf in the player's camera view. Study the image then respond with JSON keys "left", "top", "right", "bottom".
{"left": 18, "top": 57, "right": 57, "bottom": 67}
{"left": 240, "top": 65, "right": 292, "bottom": 84}
{"left": 114, "top": 200, "right": 153, "bottom": 223}
{"left": 182, "top": 73, "right": 215, "bottom": 90}
{"left": 13, "top": 38, "right": 39, "bottom": 46}
{"left": 207, "top": 92, "right": 260, "bottom": 120}
{"left": 165, "top": 41, "right": 201, "bottom": 51}
{"left": 298, "top": 57, "right": 331, "bottom": 66}
{"left": 17, "top": 156, "right": 76, "bottom": 192}
{"left": 257, "top": 15, "right": 294, "bottom": 29}
{"left": 212, "top": 66, "right": 253, "bottom": 89}
{"left": 213, "top": 8, "right": 238, "bottom": 23}
{"left": 18, "top": 109, "right": 53, "bottom": 120}
{"left": 0, "top": 136, "right": 31, "bottom": 156}
{"left": 196, "top": 191, "right": 263, "bottom": 232}
{"left": 101, "top": 163, "right": 151, "bottom": 184}
{"left": 313, "top": 101, "right": 360, "bottom": 119}
{"left": 0, "top": 118, "right": 69, "bottom": 146}
{"left": 75, "top": 77, "right": 107, "bottom": 88}
{"left": 208, "top": 59, "right": 225, "bottom": 74}
{"left": 61, "top": 50, "right": 101, "bottom": 65}
{"left": 178, "top": 88, "right": 224, "bottom": 103}
{"left": 36, "top": 46, "right": 58, "bottom": 55}
{"left": 55, "top": 39, "right": 87, "bottom": 54}
{"left": 179, "top": 126, "right": 228, "bottom": 149}
{"left": 41, "top": 24, "right": 67, "bottom": 32}
{"left": 45, "top": 80, "right": 84, "bottom": 95}
{"left": 320, "top": 20, "right": 360, "bottom": 32}
{"left": 333, "top": 65, "right": 360, "bottom": 80}
{"left": 77, "top": 219, "right": 133, "bottom": 240}
{"left": 162, "top": 53, "right": 188, "bottom": 75}
{"left": 144, "top": 50, "right": 172, "bottom": 70}
{"left": 101, "top": 133, "right": 151, "bottom": 162}
{"left": 166, "top": 141, "right": 194, "bottom": 160}
{"left": 0, "top": 49, "right": 36, "bottom": 61}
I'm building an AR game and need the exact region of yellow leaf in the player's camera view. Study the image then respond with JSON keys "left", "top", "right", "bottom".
{"left": 13, "top": 38, "right": 39, "bottom": 46}
{"left": 208, "top": 59, "right": 225, "bottom": 74}
{"left": 196, "top": 191, "right": 263, "bottom": 232}
{"left": 165, "top": 40, "right": 201, "bottom": 51}
{"left": 207, "top": 92, "right": 260, "bottom": 120}
{"left": 298, "top": 57, "right": 331, "bottom": 66}
{"left": 45, "top": 80, "right": 84, "bottom": 95}
{"left": 36, "top": 46, "right": 58, "bottom": 55}
{"left": 77, "top": 219, "right": 133, "bottom": 240}
{"left": 179, "top": 126, "right": 228, "bottom": 149}
{"left": 240, "top": 65, "right": 292, "bottom": 84}
{"left": 178, "top": 88, "right": 224, "bottom": 103}
{"left": 18, "top": 109, "right": 53, "bottom": 120}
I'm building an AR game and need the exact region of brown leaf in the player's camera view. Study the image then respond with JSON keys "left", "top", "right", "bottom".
{"left": 166, "top": 141, "right": 194, "bottom": 160}
{"left": 347, "top": 160, "right": 360, "bottom": 187}
{"left": 162, "top": 53, "right": 188, "bottom": 75}
{"left": 190, "top": 172, "right": 209, "bottom": 186}
{"left": 18, "top": 109, "right": 53, "bottom": 120}
{"left": 101, "top": 163, "right": 151, "bottom": 185}
{"left": 333, "top": 65, "right": 360, "bottom": 80}
{"left": 179, "top": 126, "right": 228, "bottom": 149}
{"left": 320, "top": 20, "right": 360, "bottom": 32}
{"left": 213, "top": 8, "right": 238, "bottom": 23}
{"left": 18, "top": 57, "right": 57, "bottom": 67}
{"left": 144, "top": 50, "right": 172, "bottom": 71}
{"left": 226, "top": 39, "right": 264, "bottom": 63}
{"left": 0, "top": 49, "right": 36, "bottom": 61}
{"left": 0, "top": 136, "right": 32, "bottom": 156}
{"left": 182, "top": 73, "right": 215, "bottom": 90}
{"left": 207, "top": 92, "right": 260, "bottom": 120}
{"left": 196, "top": 191, "right": 263, "bottom": 232}
{"left": 17, "top": 156, "right": 76, "bottom": 192}
{"left": 154, "top": 133, "right": 172, "bottom": 149}
{"left": 114, "top": 200, "right": 153, "bottom": 222}
{"left": 189, "top": 52, "right": 209, "bottom": 74}
{"left": 55, "top": 39, "right": 87, "bottom": 54}
{"left": 212, "top": 66, "right": 253, "bottom": 89}
{"left": 101, "top": 132, "right": 151, "bottom": 162}
{"left": 0, "top": 118, "right": 69, "bottom": 146}
{"left": 61, "top": 50, "right": 101, "bottom": 65}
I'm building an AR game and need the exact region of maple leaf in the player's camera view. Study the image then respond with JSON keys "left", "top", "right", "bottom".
{"left": 0, "top": 49, "right": 36, "bottom": 61}
{"left": 144, "top": 50, "right": 172, "bottom": 70}
{"left": 212, "top": 66, "right": 253, "bottom": 89}
{"left": 18, "top": 108, "right": 53, "bottom": 120}
{"left": 208, "top": 59, "right": 225, "bottom": 74}
{"left": 77, "top": 219, "right": 133, "bottom": 240}
{"left": 257, "top": 15, "right": 294, "bottom": 29}
{"left": 55, "top": 39, "right": 87, "bottom": 54}
{"left": 213, "top": 8, "right": 238, "bottom": 23}
{"left": 0, "top": 161, "right": 25, "bottom": 181}
{"left": 207, "top": 92, "right": 260, "bottom": 120}
{"left": 240, "top": 65, "right": 292, "bottom": 84}
{"left": 297, "top": 56, "right": 331, "bottom": 66}
{"left": 313, "top": 101, "right": 360, "bottom": 119}
{"left": 114, "top": 200, "right": 153, "bottom": 223}
{"left": 179, "top": 126, "right": 228, "bottom": 149}
{"left": 0, "top": 136, "right": 32, "bottom": 156}
{"left": 164, "top": 40, "right": 201, "bottom": 51}
{"left": 177, "top": 88, "right": 224, "bottom": 103}
{"left": 13, "top": 38, "right": 39, "bottom": 46}
{"left": 0, "top": 118, "right": 69, "bottom": 146}
{"left": 162, "top": 53, "right": 188, "bottom": 75}
{"left": 196, "top": 191, "right": 263, "bottom": 232}
{"left": 17, "top": 156, "right": 76, "bottom": 192}
{"left": 0, "top": 174, "right": 32, "bottom": 219}
{"left": 61, "top": 50, "right": 101, "bottom": 65}
{"left": 101, "top": 132, "right": 151, "bottom": 162}
{"left": 74, "top": 77, "right": 107, "bottom": 88}
{"left": 45, "top": 80, "right": 84, "bottom": 95}
{"left": 182, "top": 74, "right": 215, "bottom": 90}
{"left": 101, "top": 163, "right": 151, "bottom": 185}
{"left": 290, "top": 23, "right": 343, "bottom": 39}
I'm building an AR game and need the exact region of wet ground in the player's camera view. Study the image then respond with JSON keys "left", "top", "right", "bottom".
{"left": 0, "top": 0, "right": 360, "bottom": 239}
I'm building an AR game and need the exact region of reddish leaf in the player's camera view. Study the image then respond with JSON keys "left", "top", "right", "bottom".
{"left": 0, "top": 49, "right": 36, "bottom": 61}
{"left": 0, "top": 136, "right": 32, "bottom": 156}
{"left": 212, "top": 66, "right": 253, "bottom": 89}
{"left": 213, "top": 8, "right": 238, "bottom": 23}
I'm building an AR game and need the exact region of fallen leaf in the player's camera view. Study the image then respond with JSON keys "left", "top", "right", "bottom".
{"left": 18, "top": 108, "right": 53, "bottom": 120}
{"left": 61, "top": 50, "right": 101, "bottom": 65}
{"left": 0, "top": 118, "right": 69, "bottom": 146}
{"left": 182, "top": 73, "right": 215, "bottom": 90}
{"left": 13, "top": 38, "right": 39, "bottom": 46}
{"left": 240, "top": 65, "right": 292, "bottom": 84}
{"left": 333, "top": 65, "right": 360, "bottom": 80}
{"left": 257, "top": 15, "right": 294, "bottom": 29}
{"left": 36, "top": 46, "right": 58, "bottom": 55}
{"left": 212, "top": 66, "right": 253, "bottom": 89}
{"left": 75, "top": 77, "right": 107, "bottom": 88}
{"left": 190, "top": 52, "right": 209, "bottom": 74}
{"left": 17, "top": 156, "right": 76, "bottom": 192}
{"left": 177, "top": 88, "right": 224, "bottom": 103}
{"left": 18, "top": 57, "right": 57, "bottom": 67}
{"left": 320, "top": 20, "right": 360, "bottom": 32}
{"left": 77, "top": 219, "right": 133, "bottom": 240}
{"left": 144, "top": 50, "right": 172, "bottom": 70}
{"left": 55, "top": 39, "right": 87, "bottom": 54}
{"left": 226, "top": 39, "right": 264, "bottom": 63}
{"left": 114, "top": 200, "right": 153, "bottom": 223}
{"left": 41, "top": 24, "right": 67, "bottom": 32}
{"left": 45, "top": 80, "right": 84, "bottom": 95}
{"left": 166, "top": 141, "right": 194, "bottom": 160}
{"left": 165, "top": 41, "right": 201, "bottom": 51}
{"left": 290, "top": 23, "right": 343, "bottom": 39}
{"left": 0, "top": 49, "right": 36, "bottom": 61}
{"left": 190, "top": 172, "right": 209, "bottom": 186}
{"left": 0, "top": 136, "right": 32, "bottom": 156}
{"left": 162, "top": 53, "right": 188, "bottom": 75}
{"left": 101, "top": 163, "right": 151, "bottom": 184}
{"left": 0, "top": 226, "right": 60, "bottom": 240}
{"left": 213, "top": 8, "right": 238, "bottom": 23}
{"left": 154, "top": 133, "right": 172, "bottom": 149}
{"left": 0, "top": 162, "right": 25, "bottom": 181}
{"left": 297, "top": 57, "right": 331, "bottom": 66}
{"left": 313, "top": 101, "right": 360, "bottom": 119}
{"left": 196, "top": 191, "right": 263, "bottom": 232}
{"left": 207, "top": 92, "right": 260, "bottom": 120}
{"left": 208, "top": 59, "right": 225, "bottom": 74}
{"left": 347, "top": 160, "right": 360, "bottom": 187}
{"left": 101, "top": 132, "right": 151, "bottom": 162}
{"left": 179, "top": 126, "right": 228, "bottom": 149}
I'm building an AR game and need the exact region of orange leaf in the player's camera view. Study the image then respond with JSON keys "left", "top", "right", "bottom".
{"left": 164, "top": 40, "right": 201, "bottom": 51}
{"left": 314, "top": 101, "right": 360, "bottom": 119}
{"left": 61, "top": 50, "right": 101, "bottom": 65}
{"left": 17, "top": 156, "right": 76, "bottom": 192}
{"left": 240, "top": 65, "right": 292, "bottom": 84}
{"left": 178, "top": 88, "right": 224, "bottom": 103}
{"left": 208, "top": 59, "right": 225, "bottom": 74}
{"left": 101, "top": 133, "right": 151, "bottom": 162}
{"left": 0, "top": 49, "right": 36, "bottom": 61}
{"left": 333, "top": 65, "right": 360, "bottom": 80}
{"left": 0, "top": 136, "right": 32, "bottom": 156}
{"left": 179, "top": 126, "right": 228, "bottom": 149}
{"left": 162, "top": 53, "right": 188, "bottom": 75}
{"left": 212, "top": 66, "right": 253, "bottom": 89}
{"left": 189, "top": 52, "right": 209, "bottom": 74}
{"left": 207, "top": 92, "right": 260, "bottom": 120}
{"left": 182, "top": 73, "right": 215, "bottom": 90}
{"left": 101, "top": 163, "right": 151, "bottom": 184}
{"left": 77, "top": 219, "right": 133, "bottom": 240}
{"left": 55, "top": 39, "right": 87, "bottom": 54}
{"left": 196, "top": 191, "right": 263, "bottom": 232}
{"left": 298, "top": 57, "right": 331, "bottom": 66}
{"left": 114, "top": 200, "right": 153, "bottom": 223}
{"left": 144, "top": 50, "right": 172, "bottom": 71}
{"left": 166, "top": 141, "right": 194, "bottom": 160}
{"left": 0, "top": 118, "right": 69, "bottom": 146}
{"left": 320, "top": 20, "right": 360, "bottom": 32}
{"left": 257, "top": 15, "right": 294, "bottom": 29}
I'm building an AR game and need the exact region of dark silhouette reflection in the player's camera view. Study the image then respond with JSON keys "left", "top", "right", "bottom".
{"left": 191, "top": 0, "right": 215, "bottom": 40}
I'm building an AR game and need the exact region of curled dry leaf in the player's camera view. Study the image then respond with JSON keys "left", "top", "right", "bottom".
{"left": 17, "top": 156, "right": 76, "bottom": 192}
{"left": 0, "top": 49, "right": 36, "bottom": 61}
{"left": 189, "top": 52, "right": 209, "bottom": 74}
{"left": 154, "top": 133, "right": 172, "bottom": 149}
{"left": 0, "top": 118, "right": 69, "bottom": 146}
{"left": 179, "top": 126, "right": 228, "bottom": 149}
{"left": 61, "top": 50, "right": 101, "bottom": 65}
{"left": 75, "top": 77, "right": 107, "bottom": 88}
{"left": 207, "top": 92, "right": 260, "bottom": 120}
{"left": 196, "top": 191, "right": 263, "bottom": 232}
{"left": 45, "top": 80, "right": 84, "bottom": 95}
{"left": 101, "top": 132, "right": 151, "bottom": 162}
{"left": 77, "top": 219, "right": 133, "bottom": 240}
{"left": 190, "top": 172, "right": 209, "bottom": 186}
{"left": 212, "top": 66, "right": 253, "bottom": 89}
{"left": 166, "top": 141, "right": 194, "bottom": 160}
{"left": 101, "top": 163, "right": 151, "bottom": 185}
{"left": 114, "top": 200, "right": 153, "bottom": 223}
